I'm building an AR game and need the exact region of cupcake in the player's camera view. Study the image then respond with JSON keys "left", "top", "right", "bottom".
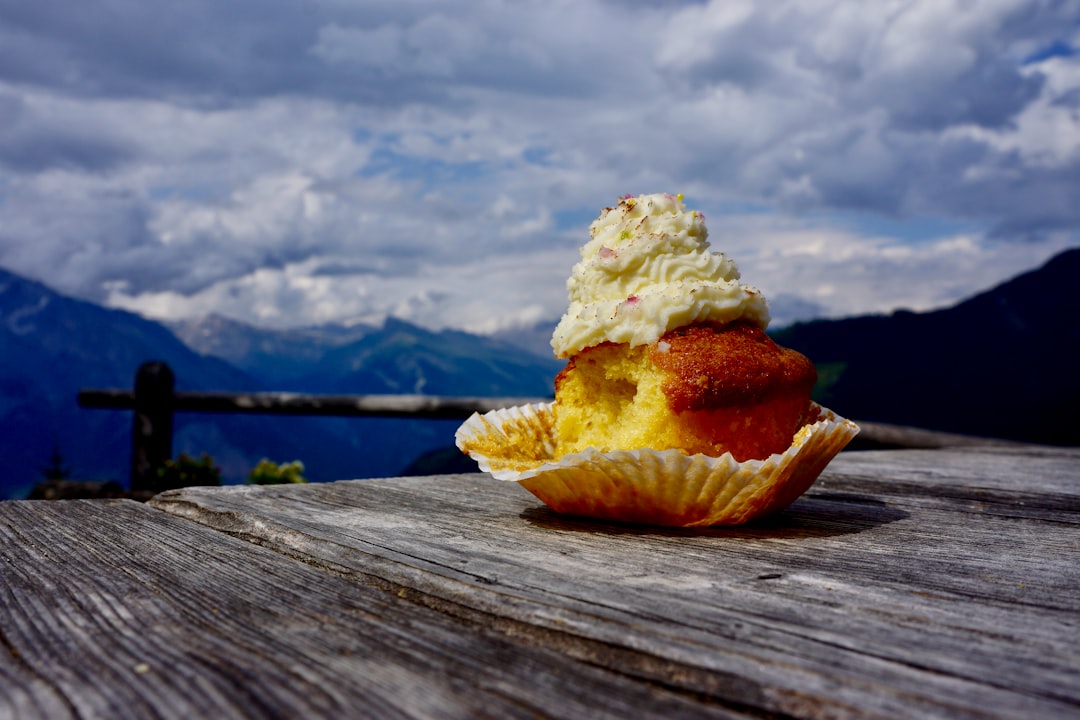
{"left": 456, "top": 193, "right": 858, "bottom": 526}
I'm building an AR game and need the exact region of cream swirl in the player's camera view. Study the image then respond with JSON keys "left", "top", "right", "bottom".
{"left": 551, "top": 193, "right": 769, "bottom": 358}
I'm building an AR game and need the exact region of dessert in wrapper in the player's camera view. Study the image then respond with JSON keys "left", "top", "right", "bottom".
{"left": 456, "top": 193, "right": 858, "bottom": 526}
{"left": 457, "top": 402, "right": 857, "bottom": 526}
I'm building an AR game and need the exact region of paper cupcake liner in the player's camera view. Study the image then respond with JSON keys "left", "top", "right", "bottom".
{"left": 455, "top": 402, "right": 859, "bottom": 527}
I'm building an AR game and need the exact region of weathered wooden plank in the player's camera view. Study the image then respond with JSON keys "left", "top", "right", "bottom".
{"left": 151, "top": 447, "right": 1080, "bottom": 719}
{"left": 817, "top": 445, "right": 1080, "bottom": 527}
{"left": 0, "top": 499, "right": 752, "bottom": 719}
{"left": 827, "top": 445, "right": 1080, "bottom": 496}
{"left": 846, "top": 421, "right": 1032, "bottom": 450}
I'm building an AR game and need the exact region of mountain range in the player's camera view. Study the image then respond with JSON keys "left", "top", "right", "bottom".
{"left": 0, "top": 269, "right": 560, "bottom": 499}
{"left": 1, "top": 248, "right": 1077, "bottom": 499}
{"left": 773, "top": 248, "right": 1080, "bottom": 446}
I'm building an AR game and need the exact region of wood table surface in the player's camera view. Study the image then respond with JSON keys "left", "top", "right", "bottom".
{"left": 1, "top": 444, "right": 1078, "bottom": 719}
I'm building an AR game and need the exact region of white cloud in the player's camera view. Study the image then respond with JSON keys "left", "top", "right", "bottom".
{"left": 0, "top": 0, "right": 1078, "bottom": 338}
{"left": 948, "top": 56, "right": 1080, "bottom": 166}
{"left": 313, "top": 23, "right": 405, "bottom": 69}
{"left": 105, "top": 244, "right": 578, "bottom": 334}
{"left": 711, "top": 215, "right": 1077, "bottom": 325}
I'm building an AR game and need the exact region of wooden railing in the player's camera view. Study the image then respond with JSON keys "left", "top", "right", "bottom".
{"left": 78, "top": 362, "right": 548, "bottom": 494}
{"left": 79, "top": 362, "right": 1025, "bottom": 496}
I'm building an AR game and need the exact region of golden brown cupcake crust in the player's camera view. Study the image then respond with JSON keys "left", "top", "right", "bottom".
{"left": 649, "top": 322, "right": 817, "bottom": 412}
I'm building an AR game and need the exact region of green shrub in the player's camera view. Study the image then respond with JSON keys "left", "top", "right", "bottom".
{"left": 156, "top": 453, "right": 222, "bottom": 491}
{"left": 246, "top": 459, "right": 308, "bottom": 485}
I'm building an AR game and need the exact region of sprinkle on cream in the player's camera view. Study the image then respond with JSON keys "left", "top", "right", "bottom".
{"left": 551, "top": 193, "right": 769, "bottom": 358}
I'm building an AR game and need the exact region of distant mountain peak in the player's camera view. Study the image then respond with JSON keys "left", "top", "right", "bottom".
{"left": 772, "top": 246, "right": 1080, "bottom": 445}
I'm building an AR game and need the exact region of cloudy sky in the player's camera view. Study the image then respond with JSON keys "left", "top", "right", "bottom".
{"left": 1, "top": 0, "right": 1078, "bottom": 337}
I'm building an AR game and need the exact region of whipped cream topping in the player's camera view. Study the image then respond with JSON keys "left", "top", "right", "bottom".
{"left": 550, "top": 193, "right": 769, "bottom": 358}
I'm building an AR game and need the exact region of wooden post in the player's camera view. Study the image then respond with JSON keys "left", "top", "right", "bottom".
{"left": 130, "top": 362, "right": 175, "bottom": 494}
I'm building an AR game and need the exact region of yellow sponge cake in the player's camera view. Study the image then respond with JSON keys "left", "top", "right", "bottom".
{"left": 554, "top": 321, "right": 817, "bottom": 461}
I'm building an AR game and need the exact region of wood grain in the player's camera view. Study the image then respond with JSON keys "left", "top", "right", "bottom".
{"left": 145, "top": 445, "right": 1080, "bottom": 719}
{"left": 0, "top": 500, "right": 747, "bottom": 719}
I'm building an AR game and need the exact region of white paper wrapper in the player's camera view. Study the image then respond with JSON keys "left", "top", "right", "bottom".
{"left": 455, "top": 402, "right": 859, "bottom": 527}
